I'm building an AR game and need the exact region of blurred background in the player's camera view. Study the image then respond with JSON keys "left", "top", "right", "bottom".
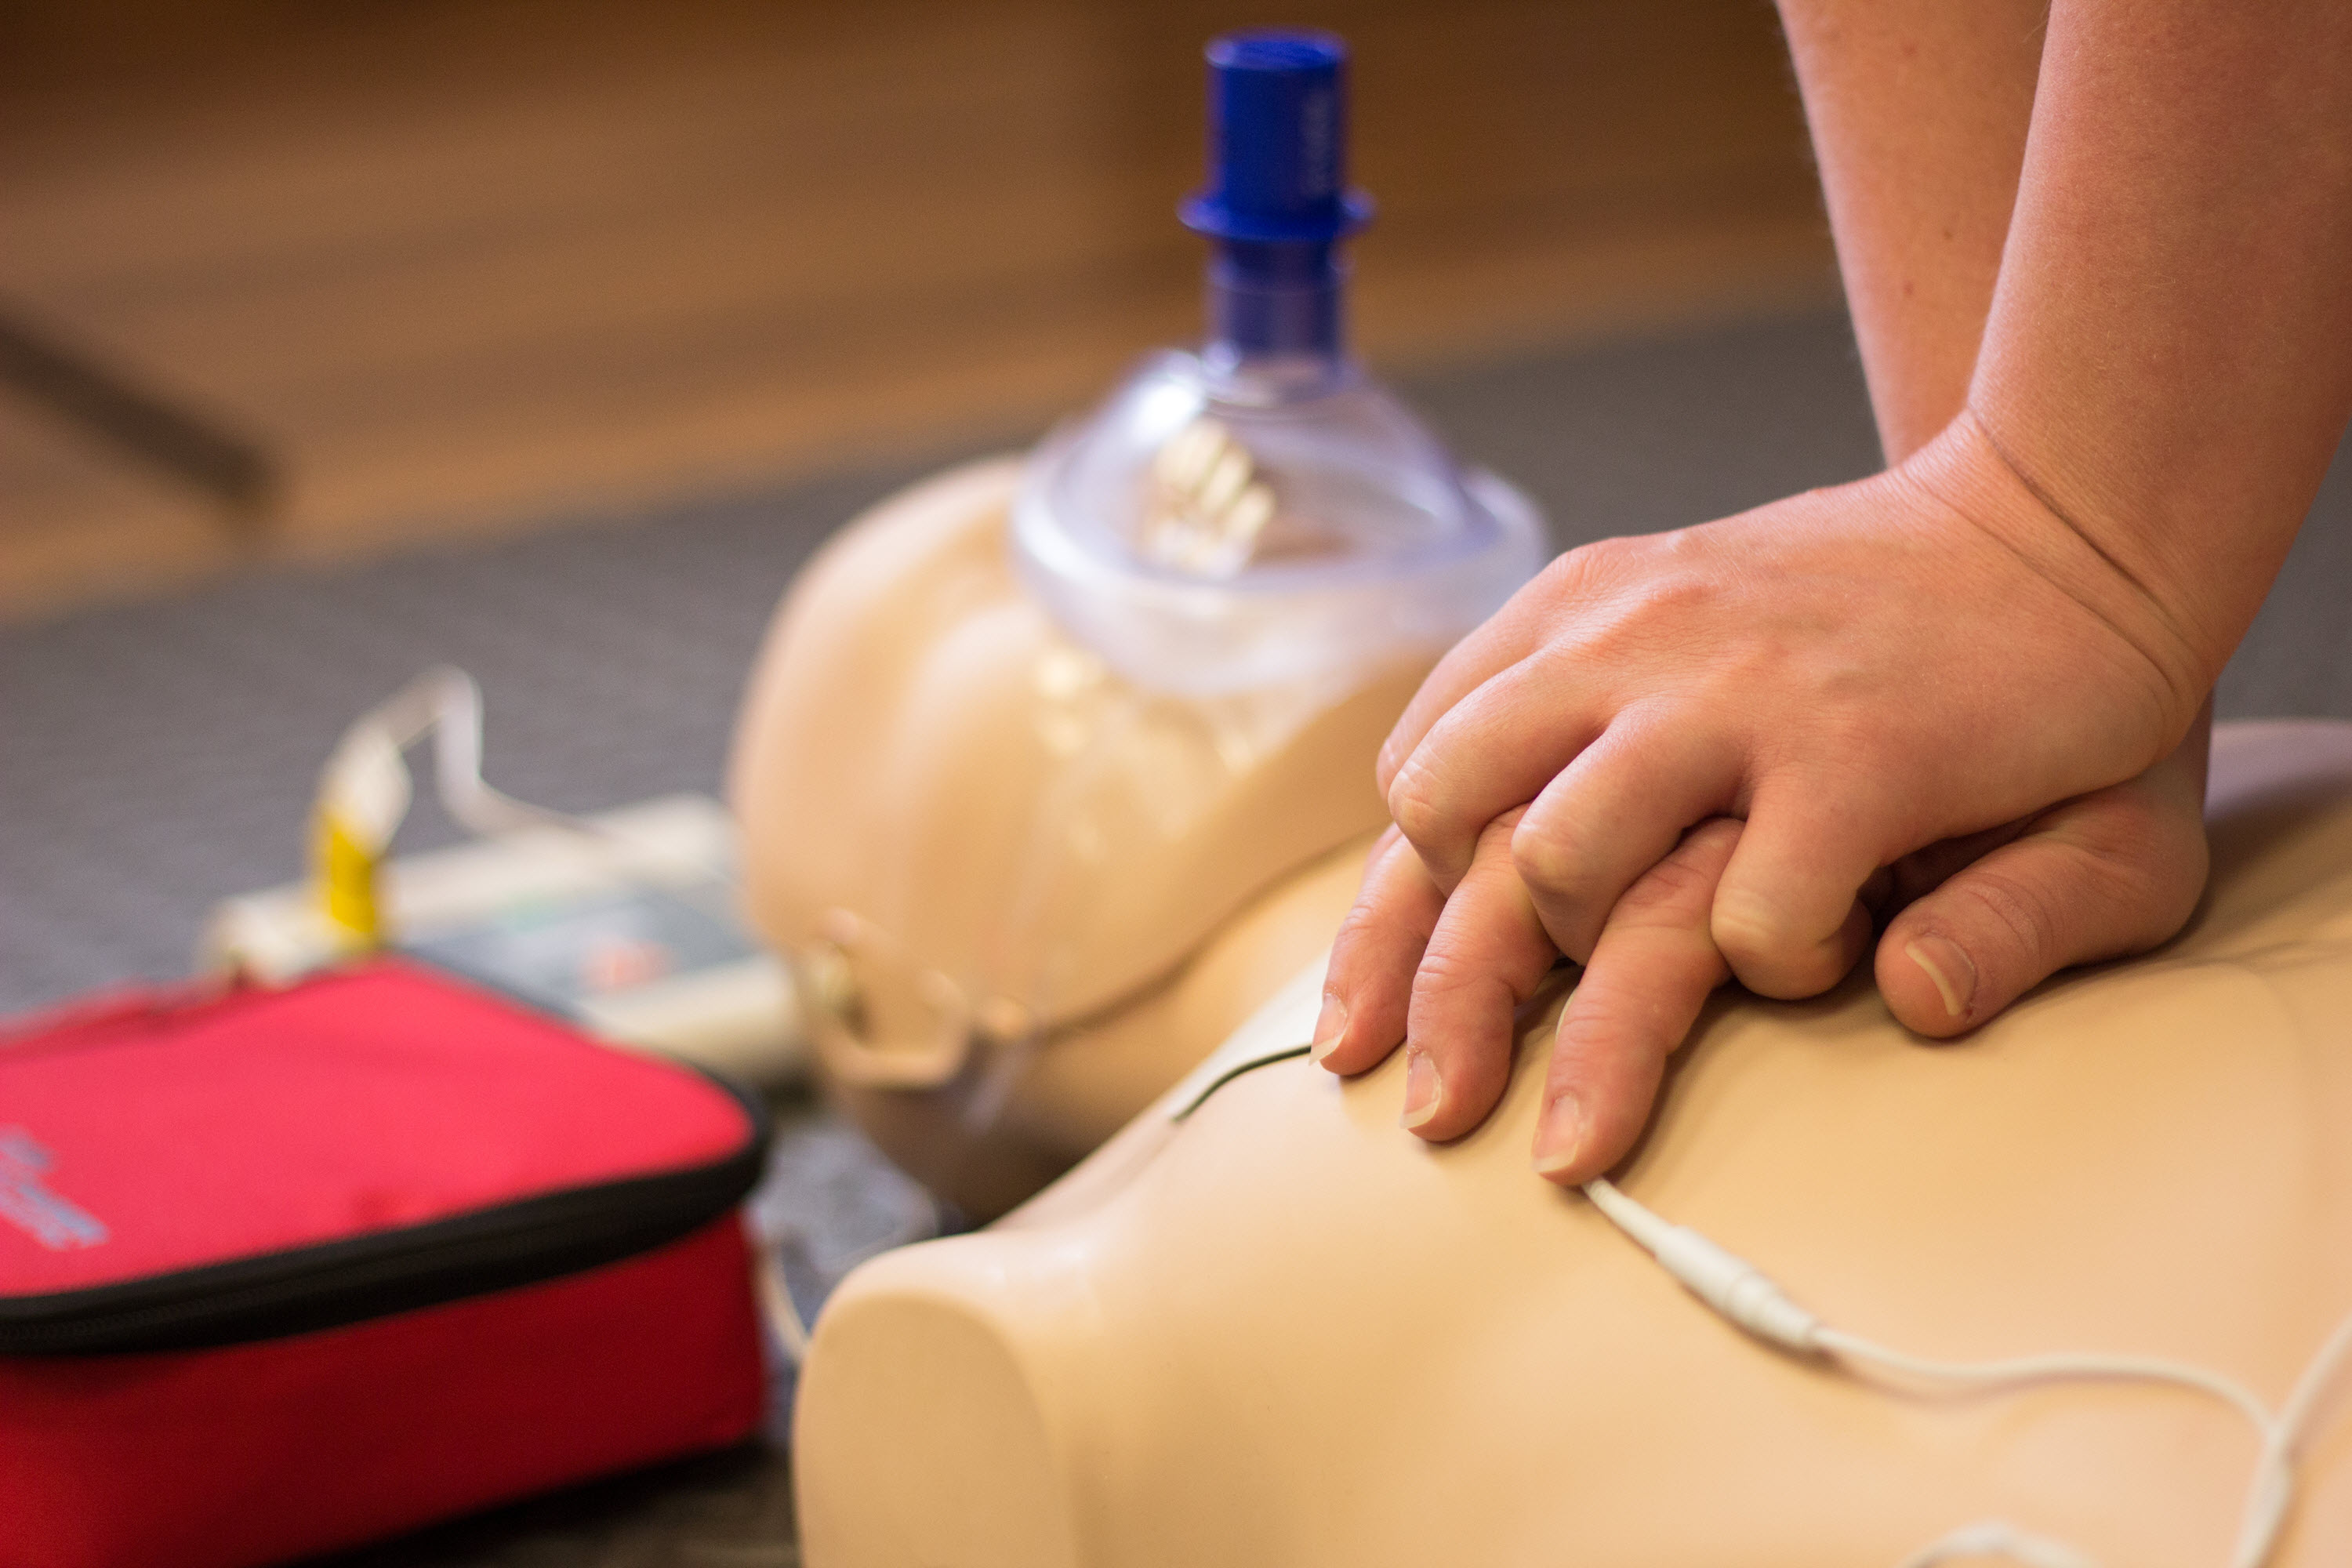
{"left": 2, "top": 0, "right": 1886, "bottom": 1018}
{"left": 0, "top": 0, "right": 1834, "bottom": 615}
{"left": 5, "top": 5, "right": 2347, "bottom": 1561}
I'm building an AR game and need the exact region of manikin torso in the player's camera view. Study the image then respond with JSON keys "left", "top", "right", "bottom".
{"left": 793, "top": 719, "right": 2352, "bottom": 1568}
{"left": 730, "top": 458, "right": 1408, "bottom": 1217}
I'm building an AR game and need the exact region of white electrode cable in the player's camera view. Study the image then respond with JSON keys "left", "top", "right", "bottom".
{"left": 310, "top": 665, "right": 746, "bottom": 946}
{"left": 754, "top": 1236, "right": 811, "bottom": 1365}
{"left": 403, "top": 668, "right": 553, "bottom": 839}
{"left": 325, "top": 665, "right": 742, "bottom": 866}
{"left": 1164, "top": 1050, "right": 2349, "bottom": 1566}
{"left": 320, "top": 666, "right": 569, "bottom": 840}
{"left": 1892, "top": 1520, "right": 2100, "bottom": 1568}
{"left": 1810, "top": 1328, "right": 2278, "bottom": 1447}
{"left": 2230, "top": 1308, "right": 2352, "bottom": 1566}
{"left": 1580, "top": 1176, "right": 2352, "bottom": 1568}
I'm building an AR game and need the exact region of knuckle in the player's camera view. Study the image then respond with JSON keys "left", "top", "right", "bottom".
{"left": 1542, "top": 539, "right": 1615, "bottom": 595}
{"left": 1331, "top": 873, "right": 1425, "bottom": 960}
{"left": 1734, "top": 949, "right": 1846, "bottom": 999}
{"left": 1556, "top": 993, "right": 1668, "bottom": 1069}
{"left": 1385, "top": 760, "right": 1450, "bottom": 850}
{"left": 2056, "top": 787, "right": 2167, "bottom": 855}
{"left": 1715, "top": 897, "right": 1849, "bottom": 996}
{"left": 1684, "top": 817, "right": 1746, "bottom": 858}
{"left": 1710, "top": 888, "right": 1792, "bottom": 967}
{"left": 1511, "top": 818, "right": 1613, "bottom": 962}
{"left": 1331, "top": 887, "right": 1428, "bottom": 964}
{"left": 2041, "top": 829, "right": 2205, "bottom": 956}
{"left": 1941, "top": 866, "right": 2063, "bottom": 972}
{"left": 1509, "top": 814, "right": 1587, "bottom": 895}
{"left": 2076, "top": 795, "right": 2207, "bottom": 884}
{"left": 1329, "top": 893, "right": 1389, "bottom": 956}
{"left": 1614, "top": 847, "right": 1719, "bottom": 922}
{"left": 2067, "top": 837, "right": 2169, "bottom": 916}
{"left": 1477, "top": 803, "right": 1530, "bottom": 852}
{"left": 1527, "top": 539, "right": 1642, "bottom": 627}
{"left": 1411, "top": 933, "right": 1512, "bottom": 1009}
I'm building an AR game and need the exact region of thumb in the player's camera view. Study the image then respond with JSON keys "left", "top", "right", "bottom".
{"left": 1875, "top": 786, "right": 2209, "bottom": 1037}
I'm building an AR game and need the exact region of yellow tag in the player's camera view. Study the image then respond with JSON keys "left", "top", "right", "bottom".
{"left": 311, "top": 809, "right": 384, "bottom": 949}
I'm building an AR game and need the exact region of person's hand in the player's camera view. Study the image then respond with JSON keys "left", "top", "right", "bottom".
{"left": 1377, "top": 415, "right": 2209, "bottom": 1000}
{"left": 1872, "top": 702, "right": 2209, "bottom": 1036}
{"left": 1312, "top": 415, "right": 2224, "bottom": 1178}
{"left": 1314, "top": 816, "right": 1747, "bottom": 1163}
{"left": 1313, "top": 714, "right": 2211, "bottom": 1181}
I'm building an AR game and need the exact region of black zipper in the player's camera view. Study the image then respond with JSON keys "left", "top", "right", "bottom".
{"left": 0, "top": 1073, "right": 769, "bottom": 1357}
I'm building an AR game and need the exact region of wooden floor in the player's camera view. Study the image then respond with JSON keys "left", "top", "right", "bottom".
{"left": 0, "top": 0, "right": 1835, "bottom": 619}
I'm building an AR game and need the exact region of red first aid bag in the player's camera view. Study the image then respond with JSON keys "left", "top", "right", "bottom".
{"left": 0, "top": 958, "right": 771, "bottom": 1568}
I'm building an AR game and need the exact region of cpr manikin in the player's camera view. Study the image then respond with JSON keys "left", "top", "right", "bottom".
{"left": 729, "top": 34, "right": 1543, "bottom": 1217}
{"left": 793, "top": 718, "right": 2352, "bottom": 1568}
{"left": 729, "top": 28, "right": 2352, "bottom": 1566}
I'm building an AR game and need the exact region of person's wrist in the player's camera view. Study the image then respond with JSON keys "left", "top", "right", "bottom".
{"left": 1894, "top": 411, "right": 2218, "bottom": 748}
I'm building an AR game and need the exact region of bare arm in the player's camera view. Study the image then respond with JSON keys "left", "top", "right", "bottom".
{"left": 1969, "top": 0, "right": 2352, "bottom": 686}
{"left": 1780, "top": 0, "right": 2044, "bottom": 464}
{"left": 1780, "top": 0, "right": 2213, "bottom": 1043}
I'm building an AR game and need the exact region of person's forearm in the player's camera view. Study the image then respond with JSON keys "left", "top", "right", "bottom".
{"left": 1776, "top": 0, "right": 2045, "bottom": 464}
{"left": 1969, "top": 0, "right": 2352, "bottom": 697}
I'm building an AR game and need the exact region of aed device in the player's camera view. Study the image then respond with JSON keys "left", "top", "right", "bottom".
{"left": 206, "top": 667, "right": 803, "bottom": 1086}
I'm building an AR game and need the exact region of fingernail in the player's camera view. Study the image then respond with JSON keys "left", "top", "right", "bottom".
{"left": 1533, "top": 1092, "right": 1587, "bottom": 1178}
{"left": 1904, "top": 936, "right": 1976, "bottom": 1019}
{"left": 1310, "top": 993, "right": 1348, "bottom": 1063}
{"left": 1400, "top": 1047, "right": 1443, "bottom": 1130}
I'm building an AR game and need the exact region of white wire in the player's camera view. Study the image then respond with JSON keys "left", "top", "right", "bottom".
{"left": 1578, "top": 1178, "right": 2352, "bottom": 1568}
{"left": 1817, "top": 1326, "right": 2292, "bottom": 1568}
{"left": 1892, "top": 1520, "right": 2098, "bottom": 1568}
{"left": 2273, "top": 1306, "right": 2352, "bottom": 1457}
{"left": 754, "top": 1235, "right": 811, "bottom": 1365}
{"left": 350, "top": 666, "right": 562, "bottom": 838}
{"left": 408, "top": 668, "right": 560, "bottom": 838}
{"left": 340, "top": 665, "right": 739, "bottom": 897}
{"left": 1581, "top": 1173, "right": 1677, "bottom": 1253}
{"left": 1813, "top": 1327, "right": 2278, "bottom": 1443}
{"left": 2229, "top": 1308, "right": 2352, "bottom": 1566}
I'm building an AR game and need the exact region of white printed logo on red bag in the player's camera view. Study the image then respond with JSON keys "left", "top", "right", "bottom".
{"left": 0, "top": 1127, "right": 108, "bottom": 1250}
